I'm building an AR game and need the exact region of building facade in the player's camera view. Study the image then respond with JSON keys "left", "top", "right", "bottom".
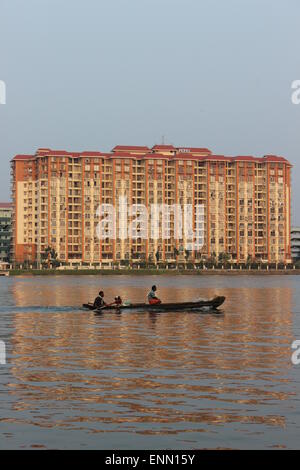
{"left": 291, "top": 227, "right": 300, "bottom": 261}
{"left": 11, "top": 145, "right": 292, "bottom": 266}
{"left": 0, "top": 203, "right": 12, "bottom": 263}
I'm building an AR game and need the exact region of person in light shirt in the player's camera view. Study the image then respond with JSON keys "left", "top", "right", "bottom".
{"left": 147, "top": 285, "right": 162, "bottom": 305}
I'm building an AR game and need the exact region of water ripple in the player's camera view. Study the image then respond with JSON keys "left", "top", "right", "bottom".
{"left": 0, "top": 275, "right": 299, "bottom": 449}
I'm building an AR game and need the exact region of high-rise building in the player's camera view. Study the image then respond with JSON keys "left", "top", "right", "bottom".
{"left": 0, "top": 203, "right": 12, "bottom": 263}
{"left": 11, "top": 145, "right": 292, "bottom": 266}
{"left": 291, "top": 227, "right": 300, "bottom": 261}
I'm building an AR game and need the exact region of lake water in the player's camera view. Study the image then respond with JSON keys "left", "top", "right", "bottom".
{"left": 0, "top": 274, "right": 299, "bottom": 449}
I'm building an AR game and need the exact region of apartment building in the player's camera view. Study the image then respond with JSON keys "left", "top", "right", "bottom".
{"left": 11, "top": 145, "right": 292, "bottom": 266}
{"left": 0, "top": 203, "right": 12, "bottom": 263}
{"left": 291, "top": 227, "right": 300, "bottom": 261}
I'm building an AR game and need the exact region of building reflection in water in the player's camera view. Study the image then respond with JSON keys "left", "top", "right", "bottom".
{"left": 4, "top": 278, "right": 294, "bottom": 443}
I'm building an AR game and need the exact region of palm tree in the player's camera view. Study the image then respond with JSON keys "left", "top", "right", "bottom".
{"left": 219, "top": 252, "right": 231, "bottom": 264}
{"left": 42, "top": 246, "right": 59, "bottom": 268}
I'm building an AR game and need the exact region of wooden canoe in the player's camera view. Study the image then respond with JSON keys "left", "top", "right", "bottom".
{"left": 83, "top": 296, "right": 225, "bottom": 313}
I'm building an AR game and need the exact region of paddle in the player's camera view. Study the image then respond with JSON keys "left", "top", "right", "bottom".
{"left": 94, "top": 299, "right": 130, "bottom": 314}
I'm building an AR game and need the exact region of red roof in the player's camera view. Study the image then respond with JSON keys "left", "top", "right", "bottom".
{"left": 263, "top": 155, "right": 289, "bottom": 163}
{"left": 11, "top": 147, "right": 291, "bottom": 166}
{"left": 206, "top": 155, "right": 231, "bottom": 161}
{"left": 0, "top": 202, "right": 12, "bottom": 208}
{"left": 232, "top": 155, "right": 290, "bottom": 164}
{"left": 232, "top": 156, "right": 258, "bottom": 162}
{"left": 152, "top": 145, "right": 175, "bottom": 150}
{"left": 12, "top": 154, "right": 35, "bottom": 161}
{"left": 43, "top": 150, "right": 81, "bottom": 157}
{"left": 37, "top": 149, "right": 94, "bottom": 158}
{"left": 81, "top": 151, "right": 103, "bottom": 157}
{"left": 112, "top": 145, "right": 150, "bottom": 152}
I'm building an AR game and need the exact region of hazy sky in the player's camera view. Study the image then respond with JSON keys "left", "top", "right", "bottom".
{"left": 0, "top": 0, "right": 299, "bottom": 223}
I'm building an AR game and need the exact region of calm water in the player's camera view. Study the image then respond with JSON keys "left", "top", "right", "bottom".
{"left": 0, "top": 274, "right": 299, "bottom": 449}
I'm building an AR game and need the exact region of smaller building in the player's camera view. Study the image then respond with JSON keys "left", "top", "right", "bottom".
{"left": 291, "top": 227, "right": 300, "bottom": 261}
{"left": 0, "top": 203, "right": 12, "bottom": 263}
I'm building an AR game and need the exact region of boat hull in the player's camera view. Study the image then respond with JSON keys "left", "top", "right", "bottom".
{"left": 83, "top": 296, "right": 225, "bottom": 313}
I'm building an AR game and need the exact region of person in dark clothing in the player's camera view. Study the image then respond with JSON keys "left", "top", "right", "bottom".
{"left": 93, "top": 291, "right": 106, "bottom": 309}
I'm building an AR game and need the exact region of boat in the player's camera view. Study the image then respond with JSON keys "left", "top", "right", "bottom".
{"left": 83, "top": 296, "right": 225, "bottom": 313}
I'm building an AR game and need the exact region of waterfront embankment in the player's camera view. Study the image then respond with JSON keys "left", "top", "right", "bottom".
{"left": 7, "top": 268, "right": 300, "bottom": 276}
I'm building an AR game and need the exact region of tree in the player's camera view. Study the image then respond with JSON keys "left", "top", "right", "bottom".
{"left": 207, "top": 252, "right": 217, "bottom": 268}
{"left": 246, "top": 254, "right": 253, "bottom": 266}
{"left": 245, "top": 255, "right": 258, "bottom": 268}
{"left": 42, "top": 246, "right": 59, "bottom": 268}
{"left": 211, "top": 252, "right": 217, "bottom": 264}
{"left": 218, "top": 252, "right": 231, "bottom": 264}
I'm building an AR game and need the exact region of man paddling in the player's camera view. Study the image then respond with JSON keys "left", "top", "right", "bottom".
{"left": 111, "top": 296, "right": 123, "bottom": 307}
{"left": 147, "top": 285, "right": 162, "bottom": 305}
{"left": 93, "top": 291, "right": 106, "bottom": 309}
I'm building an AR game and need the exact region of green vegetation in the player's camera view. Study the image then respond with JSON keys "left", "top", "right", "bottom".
{"left": 41, "top": 246, "right": 60, "bottom": 268}
{"left": 8, "top": 266, "right": 300, "bottom": 276}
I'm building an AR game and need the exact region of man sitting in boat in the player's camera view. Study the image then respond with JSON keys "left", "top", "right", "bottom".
{"left": 111, "top": 296, "right": 123, "bottom": 307}
{"left": 147, "top": 285, "right": 162, "bottom": 305}
{"left": 93, "top": 291, "right": 106, "bottom": 309}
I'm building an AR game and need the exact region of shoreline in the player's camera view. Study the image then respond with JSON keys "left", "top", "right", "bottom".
{"left": 6, "top": 268, "right": 300, "bottom": 276}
